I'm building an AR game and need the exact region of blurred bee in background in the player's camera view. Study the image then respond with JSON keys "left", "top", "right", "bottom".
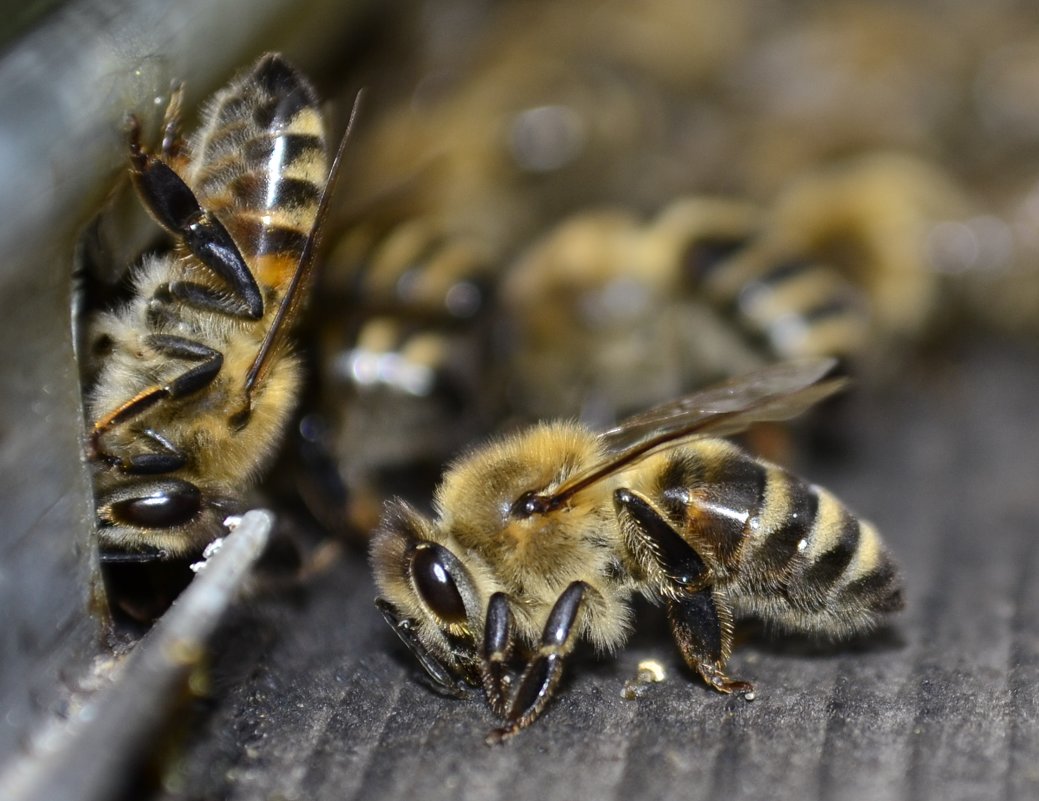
{"left": 499, "top": 153, "right": 971, "bottom": 426}
{"left": 756, "top": 153, "right": 972, "bottom": 350}
{"left": 81, "top": 54, "right": 349, "bottom": 620}
{"left": 498, "top": 202, "right": 764, "bottom": 425}
{"left": 371, "top": 360, "right": 903, "bottom": 742}
{"left": 295, "top": 216, "right": 499, "bottom": 533}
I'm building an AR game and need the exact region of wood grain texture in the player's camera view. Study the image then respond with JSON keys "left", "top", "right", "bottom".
{"left": 0, "top": 237, "right": 102, "bottom": 763}
{"left": 150, "top": 339, "right": 1039, "bottom": 801}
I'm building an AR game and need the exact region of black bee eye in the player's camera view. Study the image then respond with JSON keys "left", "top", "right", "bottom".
{"left": 411, "top": 544, "right": 468, "bottom": 624}
{"left": 107, "top": 481, "right": 203, "bottom": 528}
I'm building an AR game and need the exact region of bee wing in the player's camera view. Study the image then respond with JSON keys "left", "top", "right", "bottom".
{"left": 545, "top": 358, "right": 845, "bottom": 507}
{"left": 601, "top": 357, "right": 843, "bottom": 453}
{"left": 243, "top": 91, "right": 364, "bottom": 396}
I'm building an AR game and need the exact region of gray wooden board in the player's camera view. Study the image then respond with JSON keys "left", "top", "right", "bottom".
{"left": 154, "top": 339, "right": 1039, "bottom": 801}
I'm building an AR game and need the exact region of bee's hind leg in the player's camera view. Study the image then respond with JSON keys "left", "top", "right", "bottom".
{"left": 485, "top": 581, "right": 589, "bottom": 745}
{"left": 668, "top": 588, "right": 754, "bottom": 698}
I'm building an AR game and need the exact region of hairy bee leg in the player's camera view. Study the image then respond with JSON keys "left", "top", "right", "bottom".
{"left": 487, "top": 581, "right": 588, "bottom": 745}
{"left": 166, "top": 280, "right": 262, "bottom": 318}
{"left": 481, "top": 592, "right": 513, "bottom": 717}
{"left": 668, "top": 589, "right": 753, "bottom": 697}
{"left": 90, "top": 335, "right": 223, "bottom": 461}
{"left": 374, "top": 599, "right": 466, "bottom": 698}
{"left": 614, "top": 488, "right": 712, "bottom": 591}
{"left": 126, "top": 116, "right": 264, "bottom": 319}
{"left": 160, "top": 80, "right": 185, "bottom": 161}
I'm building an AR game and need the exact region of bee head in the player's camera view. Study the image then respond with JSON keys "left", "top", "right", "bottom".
{"left": 369, "top": 499, "right": 491, "bottom": 693}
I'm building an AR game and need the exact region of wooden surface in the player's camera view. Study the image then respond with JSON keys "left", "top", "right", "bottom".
{"left": 148, "top": 338, "right": 1039, "bottom": 801}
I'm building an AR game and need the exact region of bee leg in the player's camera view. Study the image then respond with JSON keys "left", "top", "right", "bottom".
{"left": 164, "top": 280, "right": 265, "bottom": 319}
{"left": 614, "top": 488, "right": 711, "bottom": 590}
{"left": 614, "top": 488, "right": 754, "bottom": 697}
{"left": 126, "top": 117, "right": 263, "bottom": 319}
{"left": 480, "top": 592, "right": 513, "bottom": 716}
{"left": 487, "top": 581, "right": 588, "bottom": 745}
{"left": 90, "top": 335, "right": 223, "bottom": 462}
{"left": 668, "top": 588, "right": 754, "bottom": 698}
{"left": 374, "top": 599, "right": 466, "bottom": 699}
{"left": 112, "top": 428, "right": 188, "bottom": 475}
{"left": 160, "top": 80, "right": 186, "bottom": 162}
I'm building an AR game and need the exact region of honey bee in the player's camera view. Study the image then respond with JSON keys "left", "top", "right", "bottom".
{"left": 668, "top": 197, "right": 874, "bottom": 371}
{"left": 83, "top": 54, "right": 352, "bottom": 569}
{"left": 371, "top": 359, "right": 903, "bottom": 743}
{"left": 499, "top": 198, "right": 868, "bottom": 424}
{"left": 758, "top": 152, "right": 970, "bottom": 347}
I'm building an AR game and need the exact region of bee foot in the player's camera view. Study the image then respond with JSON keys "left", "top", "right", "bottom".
{"left": 702, "top": 666, "right": 755, "bottom": 698}
{"left": 484, "top": 726, "right": 516, "bottom": 746}
{"left": 713, "top": 677, "right": 754, "bottom": 695}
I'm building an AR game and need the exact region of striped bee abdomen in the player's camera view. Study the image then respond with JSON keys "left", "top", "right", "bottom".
{"left": 698, "top": 247, "right": 871, "bottom": 364}
{"left": 186, "top": 53, "right": 328, "bottom": 292}
{"left": 656, "top": 442, "right": 766, "bottom": 571}
{"left": 742, "top": 466, "right": 902, "bottom": 635}
{"left": 660, "top": 440, "right": 902, "bottom": 636}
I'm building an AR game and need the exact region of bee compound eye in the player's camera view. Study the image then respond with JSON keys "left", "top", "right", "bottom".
{"left": 410, "top": 545, "right": 468, "bottom": 625}
{"left": 107, "top": 481, "right": 203, "bottom": 529}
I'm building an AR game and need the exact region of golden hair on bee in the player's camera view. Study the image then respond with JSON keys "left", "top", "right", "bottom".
{"left": 370, "top": 359, "right": 902, "bottom": 743}
{"left": 433, "top": 421, "right": 634, "bottom": 652}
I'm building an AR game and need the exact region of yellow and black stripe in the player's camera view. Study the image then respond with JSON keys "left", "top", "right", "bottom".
{"left": 682, "top": 234, "right": 872, "bottom": 365}
{"left": 654, "top": 440, "right": 902, "bottom": 633}
{"left": 187, "top": 54, "right": 328, "bottom": 293}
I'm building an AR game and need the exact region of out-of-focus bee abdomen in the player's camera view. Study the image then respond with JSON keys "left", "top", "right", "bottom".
{"left": 684, "top": 237, "right": 872, "bottom": 365}
{"left": 187, "top": 54, "right": 328, "bottom": 293}
{"left": 658, "top": 442, "right": 902, "bottom": 634}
